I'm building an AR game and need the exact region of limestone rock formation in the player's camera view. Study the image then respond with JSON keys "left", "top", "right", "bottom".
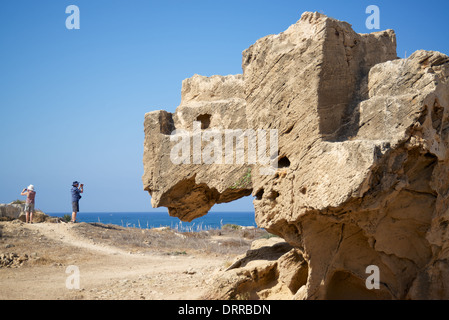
{"left": 0, "top": 203, "right": 23, "bottom": 220}
{"left": 0, "top": 202, "right": 52, "bottom": 223}
{"left": 205, "top": 237, "right": 309, "bottom": 300}
{"left": 142, "top": 12, "right": 449, "bottom": 299}
{"left": 143, "top": 74, "right": 252, "bottom": 222}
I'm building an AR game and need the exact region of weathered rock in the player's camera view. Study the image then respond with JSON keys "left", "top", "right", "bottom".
{"left": 18, "top": 210, "right": 51, "bottom": 223}
{"left": 0, "top": 203, "right": 23, "bottom": 220}
{"left": 205, "top": 237, "right": 306, "bottom": 300}
{"left": 142, "top": 12, "right": 449, "bottom": 299}
{"left": 0, "top": 202, "right": 53, "bottom": 223}
{"left": 143, "top": 74, "right": 252, "bottom": 222}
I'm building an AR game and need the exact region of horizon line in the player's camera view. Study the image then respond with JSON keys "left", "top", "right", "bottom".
{"left": 45, "top": 210, "right": 256, "bottom": 214}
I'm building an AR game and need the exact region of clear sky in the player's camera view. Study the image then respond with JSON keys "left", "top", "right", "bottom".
{"left": 0, "top": 0, "right": 448, "bottom": 214}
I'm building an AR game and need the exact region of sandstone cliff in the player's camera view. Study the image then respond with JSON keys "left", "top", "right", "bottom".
{"left": 142, "top": 12, "right": 449, "bottom": 299}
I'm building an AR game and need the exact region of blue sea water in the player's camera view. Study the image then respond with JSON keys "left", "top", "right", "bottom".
{"left": 47, "top": 211, "right": 257, "bottom": 232}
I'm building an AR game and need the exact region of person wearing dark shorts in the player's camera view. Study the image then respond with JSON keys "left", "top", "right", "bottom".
{"left": 71, "top": 181, "right": 83, "bottom": 223}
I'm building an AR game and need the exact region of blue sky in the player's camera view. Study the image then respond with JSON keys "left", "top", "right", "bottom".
{"left": 0, "top": 0, "right": 448, "bottom": 214}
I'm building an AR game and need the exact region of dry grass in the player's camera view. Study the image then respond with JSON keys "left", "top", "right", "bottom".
{"left": 0, "top": 220, "right": 275, "bottom": 269}
{"left": 70, "top": 222, "right": 271, "bottom": 256}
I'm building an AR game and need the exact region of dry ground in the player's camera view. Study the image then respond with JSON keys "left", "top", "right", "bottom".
{"left": 0, "top": 220, "right": 270, "bottom": 300}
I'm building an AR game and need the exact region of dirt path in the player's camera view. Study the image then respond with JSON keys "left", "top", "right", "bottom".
{"left": 0, "top": 221, "right": 234, "bottom": 300}
{"left": 24, "top": 222, "right": 129, "bottom": 256}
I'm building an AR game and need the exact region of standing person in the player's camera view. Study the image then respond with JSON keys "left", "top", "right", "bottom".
{"left": 71, "top": 181, "right": 83, "bottom": 223}
{"left": 21, "top": 185, "right": 36, "bottom": 224}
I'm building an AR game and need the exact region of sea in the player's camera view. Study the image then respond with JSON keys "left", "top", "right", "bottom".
{"left": 47, "top": 211, "right": 257, "bottom": 232}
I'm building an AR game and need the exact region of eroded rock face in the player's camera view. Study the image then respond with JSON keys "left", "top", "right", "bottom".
{"left": 204, "top": 238, "right": 309, "bottom": 300}
{"left": 142, "top": 74, "right": 252, "bottom": 222}
{"left": 0, "top": 204, "right": 23, "bottom": 220}
{"left": 143, "top": 12, "right": 449, "bottom": 299}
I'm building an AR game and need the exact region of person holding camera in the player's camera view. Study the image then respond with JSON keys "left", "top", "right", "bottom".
{"left": 21, "top": 185, "right": 36, "bottom": 224}
{"left": 71, "top": 181, "right": 84, "bottom": 223}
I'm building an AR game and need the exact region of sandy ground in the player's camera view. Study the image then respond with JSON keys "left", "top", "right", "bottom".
{"left": 0, "top": 220, "right": 263, "bottom": 300}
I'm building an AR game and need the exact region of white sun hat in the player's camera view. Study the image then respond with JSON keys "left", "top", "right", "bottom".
{"left": 28, "top": 185, "right": 34, "bottom": 191}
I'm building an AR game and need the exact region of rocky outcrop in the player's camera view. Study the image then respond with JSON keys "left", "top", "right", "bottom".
{"left": 0, "top": 203, "right": 24, "bottom": 220}
{"left": 142, "top": 12, "right": 449, "bottom": 299}
{"left": 143, "top": 74, "right": 252, "bottom": 222}
{"left": 205, "top": 237, "right": 309, "bottom": 300}
{"left": 0, "top": 202, "right": 52, "bottom": 223}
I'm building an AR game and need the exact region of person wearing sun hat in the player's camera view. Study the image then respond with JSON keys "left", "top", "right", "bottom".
{"left": 21, "top": 185, "right": 36, "bottom": 224}
{"left": 71, "top": 181, "right": 84, "bottom": 223}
